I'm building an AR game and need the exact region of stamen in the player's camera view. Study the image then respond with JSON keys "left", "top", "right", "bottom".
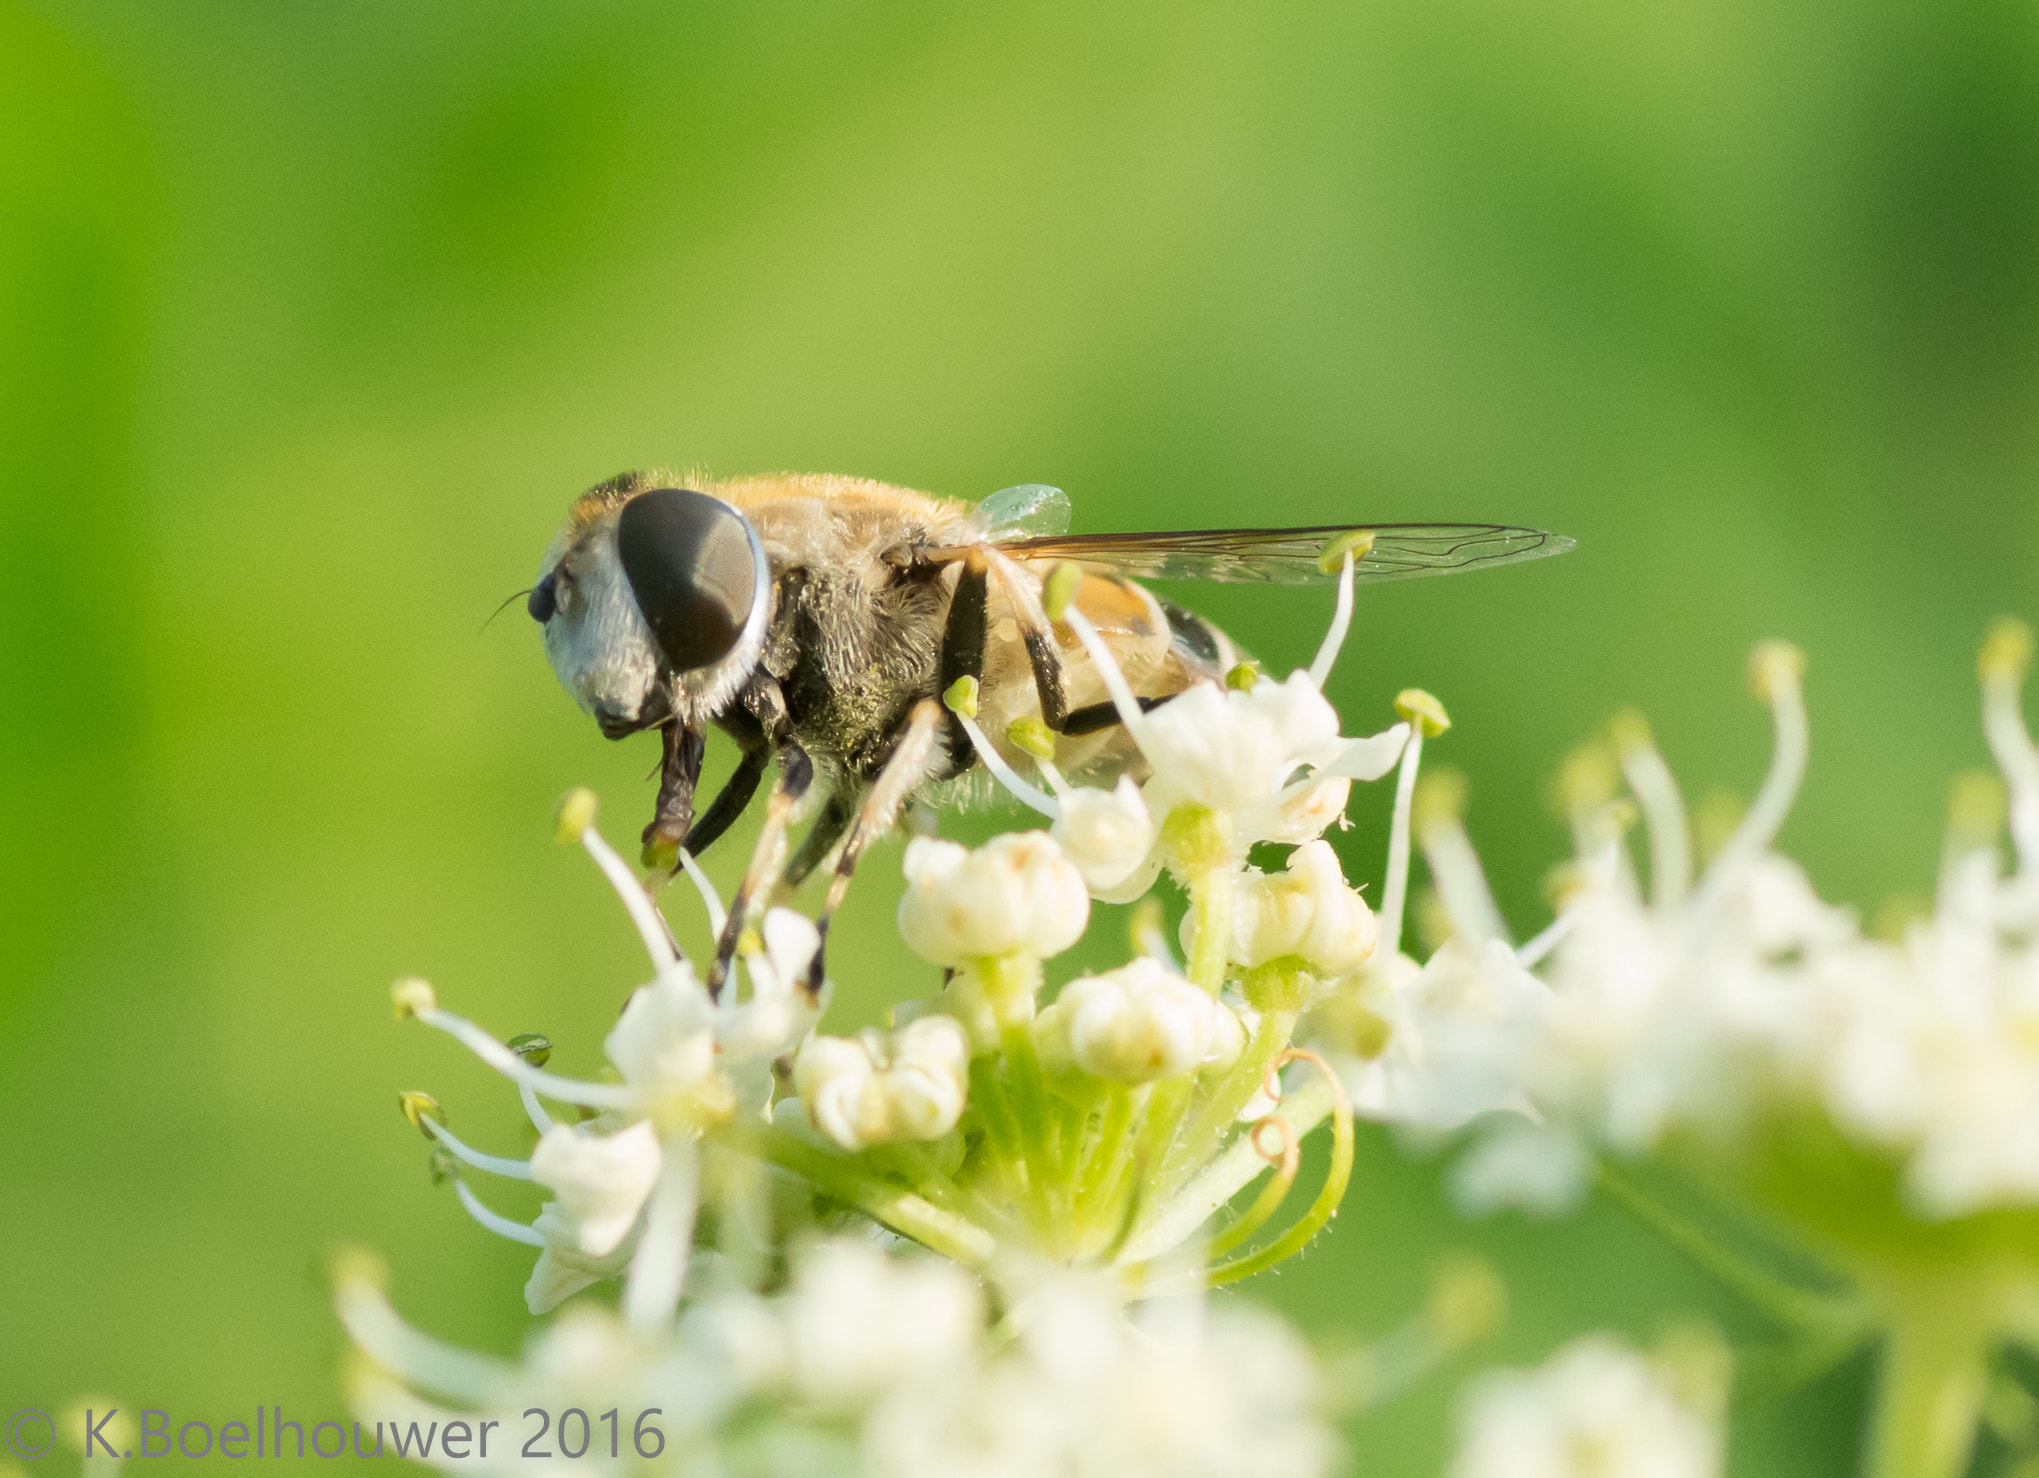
{"left": 415, "top": 1006, "right": 637, "bottom": 1109}
{"left": 1058, "top": 600, "right": 1155, "bottom": 750}
{"left": 1610, "top": 710, "right": 1691, "bottom": 908}
{"left": 676, "top": 848, "right": 728, "bottom": 938}
{"left": 621, "top": 1140, "right": 700, "bottom": 1337}
{"left": 1691, "top": 642, "right": 1808, "bottom": 913}
{"left": 1514, "top": 908, "right": 1577, "bottom": 968}
{"left": 956, "top": 712, "right": 1060, "bottom": 818}
{"left": 1307, "top": 550, "right": 1358, "bottom": 689}
{"left": 1379, "top": 699, "right": 1441, "bottom": 962}
{"left": 421, "top": 1119, "right": 534, "bottom": 1181}
{"left": 1414, "top": 770, "right": 1510, "bottom": 946}
{"left": 453, "top": 1181, "right": 546, "bottom": 1247}
{"left": 580, "top": 822, "right": 679, "bottom": 973}
{"left": 519, "top": 1083, "right": 556, "bottom": 1135}
{"left": 1980, "top": 618, "right": 2039, "bottom": 871}
{"left": 332, "top": 1268, "right": 510, "bottom": 1402}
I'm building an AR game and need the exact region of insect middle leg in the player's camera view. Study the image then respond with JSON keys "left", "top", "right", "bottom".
{"left": 705, "top": 739, "right": 814, "bottom": 999}
{"left": 804, "top": 699, "right": 944, "bottom": 995}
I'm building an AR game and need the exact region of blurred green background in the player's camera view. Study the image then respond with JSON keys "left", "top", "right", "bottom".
{"left": 4, "top": 0, "right": 2035, "bottom": 1471}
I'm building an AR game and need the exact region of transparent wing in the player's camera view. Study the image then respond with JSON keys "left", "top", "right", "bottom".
{"left": 971, "top": 484, "right": 1073, "bottom": 541}
{"left": 991, "top": 523, "right": 1575, "bottom": 585}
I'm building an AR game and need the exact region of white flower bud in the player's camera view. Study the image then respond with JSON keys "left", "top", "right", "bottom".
{"left": 897, "top": 832, "right": 1090, "bottom": 966}
{"left": 604, "top": 961, "right": 717, "bottom": 1099}
{"left": 1140, "top": 674, "right": 1345, "bottom": 818}
{"left": 1226, "top": 840, "right": 1378, "bottom": 974}
{"left": 1043, "top": 958, "right": 1240, "bottom": 1084}
{"left": 528, "top": 1119, "right": 662, "bottom": 1257}
{"left": 792, "top": 1016, "right": 971, "bottom": 1151}
{"left": 1051, "top": 777, "right": 1159, "bottom": 897}
{"left": 1256, "top": 774, "right": 1353, "bottom": 844}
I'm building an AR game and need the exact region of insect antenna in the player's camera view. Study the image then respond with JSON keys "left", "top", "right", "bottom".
{"left": 481, "top": 588, "right": 535, "bottom": 633}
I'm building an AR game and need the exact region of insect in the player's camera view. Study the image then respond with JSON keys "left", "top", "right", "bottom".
{"left": 529, "top": 470, "right": 1570, "bottom": 990}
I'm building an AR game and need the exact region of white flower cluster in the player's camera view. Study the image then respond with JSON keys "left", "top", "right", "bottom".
{"left": 339, "top": 1239, "right": 1337, "bottom": 1478}
{"left": 1450, "top": 1336, "right": 1722, "bottom": 1478}
{"left": 1331, "top": 622, "right": 2039, "bottom": 1224}
{"left": 389, "top": 791, "right": 825, "bottom": 1318}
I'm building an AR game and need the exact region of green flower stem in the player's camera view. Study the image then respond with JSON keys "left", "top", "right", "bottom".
{"left": 1161, "top": 805, "right": 1237, "bottom": 996}
{"left": 1204, "top": 1135, "right": 1298, "bottom": 1259}
{"left": 968, "top": 1057, "right": 1032, "bottom": 1208}
{"left": 1120, "top": 1076, "right": 1334, "bottom": 1265}
{"left": 1122, "top": 1076, "right": 1193, "bottom": 1217}
{"left": 1596, "top": 1162, "right": 1869, "bottom": 1337}
{"left": 976, "top": 952, "right": 1065, "bottom": 1238}
{"left": 1157, "top": 1008, "right": 1299, "bottom": 1201}
{"left": 874, "top": 1143, "right": 1013, "bottom": 1234}
{"left": 730, "top": 1122, "right": 996, "bottom": 1268}
{"left": 1074, "top": 1084, "right": 1141, "bottom": 1247}
{"left": 1865, "top": 1306, "right": 1989, "bottom": 1478}
{"left": 1204, "top": 1082, "right": 1352, "bottom": 1285}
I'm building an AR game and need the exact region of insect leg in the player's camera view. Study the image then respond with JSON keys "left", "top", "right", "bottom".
{"left": 682, "top": 744, "right": 770, "bottom": 857}
{"left": 640, "top": 723, "right": 707, "bottom": 868}
{"left": 1058, "top": 692, "right": 1179, "bottom": 735}
{"left": 805, "top": 699, "right": 944, "bottom": 996}
{"left": 785, "top": 784, "right": 859, "bottom": 887}
{"left": 986, "top": 553, "right": 1069, "bottom": 730}
{"left": 936, "top": 550, "right": 990, "bottom": 770}
{"left": 705, "top": 739, "right": 814, "bottom": 1000}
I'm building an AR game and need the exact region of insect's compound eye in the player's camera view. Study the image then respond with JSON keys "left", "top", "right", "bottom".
{"left": 527, "top": 571, "right": 558, "bottom": 623}
{"left": 615, "top": 487, "right": 764, "bottom": 672}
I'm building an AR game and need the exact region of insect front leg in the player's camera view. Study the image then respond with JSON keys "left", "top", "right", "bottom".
{"left": 640, "top": 723, "right": 707, "bottom": 869}
{"left": 804, "top": 699, "right": 944, "bottom": 996}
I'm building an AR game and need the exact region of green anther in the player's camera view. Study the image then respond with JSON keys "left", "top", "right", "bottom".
{"left": 1316, "top": 529, "right": 1377, "bottom": 575}
{"left": 1607, "top": 707, "right": 1653, "bottom": 757}
{"left": 1948, "top": 769, "right": 2008, "bottom": 847}
{"left": 1393, "top": 688, "right": 1450, "bottom": 737}
{"left": 642, "top": 833, "right": 679, "bottom": 872}
{"left": 1982, "top": 617, "right": 2034, "bottom": 683}
{"left": 1042, "top": 561, "right": 1082, "bottom": 621}
{"left": 327, "top": 1245, "right": 389, "bottom": 1292}
{"left": 1426, "top": 1254, "right": 1507, "bottom": 1345}
{"left": 1748, "top": 640, "right": 1806, "bottom": 698}
{"left": 391, "top": 976, "right": 436, "bottom": 1019}
{"left": 427, "top": 1146, "right": 461, "bottom": 1184}
{"left": 1224, "top": 661, "right": 1260, "bottom": 691}
{"left": 399, "top": 1090, "right": 446, "bottom": 1134}
{"left": 507, "top": 1032, "right": 554, "bottom": 1068}
{"left": 554, "top": 786, "right": 598, "bottom": 844}
{"left": 1007, "top": 716, "right": 1055, "bottom": 758}
{"left": 1554, "top": 740, "right": 1618, "bottom": 817}
{"left": 1412, "top": 768, "right": 1469, "bottom": 831}
{"left": 943, "top": 675, "right": 980, "bottom": 719}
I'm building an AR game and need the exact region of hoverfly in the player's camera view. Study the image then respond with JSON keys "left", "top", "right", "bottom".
{"left": 530, "top": 471, "right": 1570, "bottom": 989}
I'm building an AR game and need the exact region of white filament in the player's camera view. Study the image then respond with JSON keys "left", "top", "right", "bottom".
{"left": 1307, "top": 550, "right": 1356, "bottom": 689}
{"left": 580, "top": 824, "right": 678, "bottom": 971}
